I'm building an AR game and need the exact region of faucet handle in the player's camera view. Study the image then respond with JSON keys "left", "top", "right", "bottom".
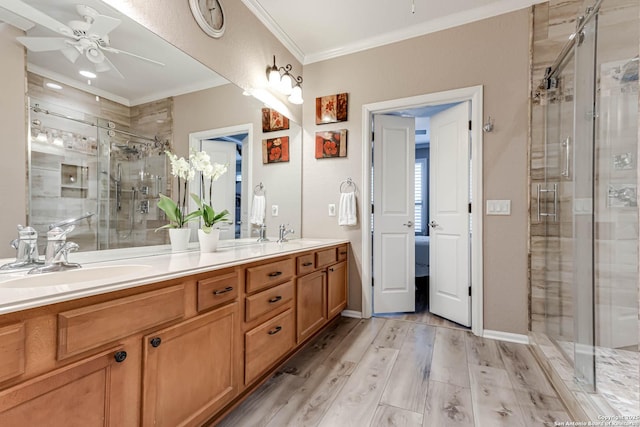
{"left": 60, "top": 241, "right": 79, "bottom": 264}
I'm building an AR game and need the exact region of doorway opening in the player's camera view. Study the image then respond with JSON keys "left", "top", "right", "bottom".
{"left": 361, "top": 86, "right": 484, "bottom": 337}
{"left": 188, "top": 124, "right": 254, "bottom": 240}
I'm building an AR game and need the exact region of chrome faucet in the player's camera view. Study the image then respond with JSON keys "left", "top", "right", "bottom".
{"left": 0, "top": 225, "right": 44, "bottom": 270}
{"left": 257, "top": 223, "right": 269, "bottom": 242}
{"left": 28, "top": 225, "right": 81, "bottom": 274}
{"left": 277, "top": 224, "right": 294, "bottom": 243}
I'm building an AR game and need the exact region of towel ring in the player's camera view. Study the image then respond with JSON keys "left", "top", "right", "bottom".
{"left": 254, "top": 182, "right": 265, "bottom": 196}
{"left": 340, "top": 178, "right": 356, "bottom": 193}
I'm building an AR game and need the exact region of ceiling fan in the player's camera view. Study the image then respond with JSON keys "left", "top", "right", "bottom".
{"left": 6, "top": 1, "right": 164, "bottom": 78}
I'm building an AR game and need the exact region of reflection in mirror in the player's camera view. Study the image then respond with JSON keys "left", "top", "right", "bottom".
{"left": 0, "top": 0, "right": 302, "bottom": 256}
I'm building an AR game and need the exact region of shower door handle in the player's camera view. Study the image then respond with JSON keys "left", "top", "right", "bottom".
{"left": 537, "top": 184, "right": 558, "bottom": 222}
{"left": 561, "top": 137, "right": 571, "bottom": 178}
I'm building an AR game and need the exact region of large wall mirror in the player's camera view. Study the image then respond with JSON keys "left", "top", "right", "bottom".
{"left": 0, "top": 0, "right": 301, "bottom": 256}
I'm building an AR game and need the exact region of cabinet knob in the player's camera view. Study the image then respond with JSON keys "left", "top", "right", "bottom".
{"left": 150, "top": 337, "right": 162, "bottom": 348}
{"left": 114, "top": 350, "right": 127, "bottom": 363}
{"left": 329, "top": 267, "right": 334, "bottom": 272}
{"left": 268, "top": 271, "right": 283, "bottom": 278}
{"left": 213, "top": 286, "right": 234, "bottom": 295}
{"left": 268, "top": 296, "right": 282, "bottom": 304}
{"left": 268, "top": 326, "right": 282, "bottom": 335}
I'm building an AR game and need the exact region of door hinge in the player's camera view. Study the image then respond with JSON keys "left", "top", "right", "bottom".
{"left": 371, "top": 204, "right": 374, "bottom": 214}
{"left": 468, "top": 203, "right": 472, "bottom": 213}
{"left": 468, "top": 120, "right": 472, "bottom": 131}
{"left": 372, "top": 278, "right": 375, "bottom": 287}
{"left": 371, "top": 131, "right": 375, "bottom": 141}
{"left": 468, "top": 286, "right": 472, "bottom": 297}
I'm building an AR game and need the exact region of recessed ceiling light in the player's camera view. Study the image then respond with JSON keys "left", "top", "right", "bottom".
{"left": 45, "top": 82, "right": 62, "bottom": 90}
{"left": 79, "top": 70, "right": 97, "bottom": 79}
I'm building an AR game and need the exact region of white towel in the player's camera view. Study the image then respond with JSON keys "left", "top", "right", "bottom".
{"left": 250, "top": 194, "right": 266, "bottom": 225}
{"left": 338, "top": 192, "right": 357, "bottom": 226}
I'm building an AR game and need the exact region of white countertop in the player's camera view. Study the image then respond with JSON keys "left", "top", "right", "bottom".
{"left": 0, "top": 238, "right": 347, "bottom": 315}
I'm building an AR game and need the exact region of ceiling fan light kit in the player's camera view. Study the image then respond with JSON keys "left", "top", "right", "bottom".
{"left": 13, "top": 2, "right": 164, "bottom": 80}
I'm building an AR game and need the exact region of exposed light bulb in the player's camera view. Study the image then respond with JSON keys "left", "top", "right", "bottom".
{"left": 288, "top": 85, "right": 303, "bottom": 104}
{"left": 279, "top": 73, "right": 293, "bottom": 95}
{"left": 45, "top": 82, "right": 62, "bottom": 90}
{"left": 268, "top": 68, "right": 280, "bottom": 87}
{"left": 79, "top": 70, "right": 97, "bottom": 79}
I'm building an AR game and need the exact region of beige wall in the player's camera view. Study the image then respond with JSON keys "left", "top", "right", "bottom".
{"left": 301, "top": 9, "right": 531, "bottom": 334}
{"left": 173, "top": 84, "right": 302, "bottom": 237}
{"left": 0, "top": 24, "right": 26, "bottom": 258}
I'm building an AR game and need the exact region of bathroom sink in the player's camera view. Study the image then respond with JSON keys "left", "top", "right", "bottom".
{"left": 0, "top": 264, "right": 152, "bottom": 288}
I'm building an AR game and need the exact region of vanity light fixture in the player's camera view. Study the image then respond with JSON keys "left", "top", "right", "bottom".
{"left": 266, "top": 55, "right": 304, "bottom": 104}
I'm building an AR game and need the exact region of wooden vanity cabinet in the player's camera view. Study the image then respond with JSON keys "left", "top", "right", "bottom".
{"left": 327, "top": 261, "right": 348, "bottom": 319}
{"left": 0, "top": 346, "right": 130, "bottom": 426}
{"left": 141, "top": 302, "right": 240, "bottom": 427}
{"left": 296, "top": 270, "right": 327, "bottom": 343}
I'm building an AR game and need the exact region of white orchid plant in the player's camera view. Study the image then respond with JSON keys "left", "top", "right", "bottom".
{"left": 157, "top": 149, "right": 229, "bottom": 231}
{"left": 189, "top": 149, "right": 230, "bottom": 234}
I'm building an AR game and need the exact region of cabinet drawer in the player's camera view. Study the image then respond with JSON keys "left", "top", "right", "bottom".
{"left": 0, "top": 322, "right": 25, "bottom": 383}
{"left": 337, "top": 245, "right": 348, "bottom": 262}
{"left": 315, "top": 248, "right": 337, "bottom": 269}
{"left": 296, "top": 253, "right": 315, "bottom": 275}
{"left": 245, "top": 281, "right": 294, "bottom": 323}
{"left": 198, "top": 271, "right": 239, "bottom": 312}
{"left": 245, "top": 309, "right": 295, "bottom": 385}
{"left": 246, "top": 258, "right": 295, "bottom": 294}
{"left": 58, "top": 284, "right": 185, "bottom": 360}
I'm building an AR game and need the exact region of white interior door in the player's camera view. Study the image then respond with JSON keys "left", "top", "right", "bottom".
{"left": 200, "top": 139, "right": 236, "bottom": 240}
{"left": 429, "top": 102, "right": 471, "bottom": 326}
{"left": 373, "top": 115, "right": 415, "bottom": 313}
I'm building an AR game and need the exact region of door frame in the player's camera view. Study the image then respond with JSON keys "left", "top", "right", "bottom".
{"left": 361, "top": 85, "right": 484, "bottom": 337}
{"left": 188, "top": 123, "right": 254, "bottom": 239}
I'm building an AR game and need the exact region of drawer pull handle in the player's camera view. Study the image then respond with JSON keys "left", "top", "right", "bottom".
{"left": 114, "top": 350, "right": 127, "bottom": 363}
{"left": 339, "top": 251, "right": 347, "bottom": 255}
{"left": 302, "top": 262, "right": 313, "bottom": 267}
{"left": 268, "top": 296, "right": 282, "bottom": 304}
{"left": 329, "top": 267, "right": 335, "bottom": 272}
{"left": 213, "top": 286, "right": 234, "bottom": 295}
{"left": 268, "top": 271, "right": 283, "bottom": 278}
{"left": 150, "top": 337, "right": 162, "bottom": 348}
{"left": 268, "top": 326, "right": 282, "bottom": 335}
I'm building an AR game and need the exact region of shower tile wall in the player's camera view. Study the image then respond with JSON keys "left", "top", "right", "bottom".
{"left": 529, "top": 0, "right": 640, "bottom": 418}
{"left": 28, "top": 72, "right": 173, "bottom": 250}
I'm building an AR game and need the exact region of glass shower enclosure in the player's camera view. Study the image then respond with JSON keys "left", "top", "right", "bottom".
{"left": 537, "top": 0, "right": 638, "bottom": 415}
{"left": 28, "top": 99, "right": 170, "bottom": 252}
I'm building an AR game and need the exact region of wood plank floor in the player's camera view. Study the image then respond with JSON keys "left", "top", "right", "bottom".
{"left": 218, "top": 314, "right": 572, "bottom": 427}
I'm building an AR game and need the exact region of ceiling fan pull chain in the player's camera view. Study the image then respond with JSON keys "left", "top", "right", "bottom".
{"left": 411, "top": 0, "right": 415, "bottom": 14}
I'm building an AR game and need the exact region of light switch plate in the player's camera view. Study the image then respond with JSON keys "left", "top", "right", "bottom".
{"left": 328, "top": 204, "right": 336, "bottom": 216}
{"left": 486, "top": 200, "right": 511, "bottom": 215}
{"left": 271, "top": 205, "right": 279, "bottom": 216}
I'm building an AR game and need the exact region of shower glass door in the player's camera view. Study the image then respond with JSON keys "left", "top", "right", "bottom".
{"left": 543, "top": 10, "right": 597, "bottom": 391}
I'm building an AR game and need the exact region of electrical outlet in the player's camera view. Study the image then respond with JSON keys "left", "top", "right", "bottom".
{"left": 271, "top": 205, "right": 279, "bottom": 216}
{"left": 328, "top": 204, "right": 336, "bottom": 216}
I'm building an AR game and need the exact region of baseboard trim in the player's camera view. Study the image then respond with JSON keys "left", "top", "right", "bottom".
{"left": 341, "top": 310, "right": 362, "bottom": 319}
{"left": 483, "top": 330, "right": 530, "bottom": 344}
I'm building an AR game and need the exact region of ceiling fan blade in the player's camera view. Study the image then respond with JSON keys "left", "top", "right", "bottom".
{"left": 0, "top": 0, "right": 74, "bottom": 36}
{"left": 95, "top": 55, "right": 124, "bottom": 79}
{"left": 60, "top": 46, "right": 81, "bottom": 63}
{"left": 16, "top": 36, "right": 69, "bottom": 52}
{"left": 88, "top": 14, "right": 121, "bottom": 37}
{"left": 100, "top": 46, "right": 164, "bottom": 67}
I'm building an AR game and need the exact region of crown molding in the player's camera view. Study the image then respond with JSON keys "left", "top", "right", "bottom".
{"left": 240, "top": 0, "right": 305, "bottom": 64}
{"left": 306, "top": 0, "right": 545, "bottom": 63}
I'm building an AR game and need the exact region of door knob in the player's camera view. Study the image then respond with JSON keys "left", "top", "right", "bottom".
{"left": 403, "top": 220, "right": 413, "bottom": 228}
{"left": 429, "top": 220, "right": 439, "bottom": 229}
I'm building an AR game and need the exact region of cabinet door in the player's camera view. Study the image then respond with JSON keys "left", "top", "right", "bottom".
{"left": 142, "top": 302, "right": 240, "bottom": 427}
{"left": 296, "top": 270, "right": 327, "bottom": 343}
{"left": 0, "top": 347, "right": 129, "bottom": 426}
{"left": 327, "top": 261, "right": 348, "bottom": 319}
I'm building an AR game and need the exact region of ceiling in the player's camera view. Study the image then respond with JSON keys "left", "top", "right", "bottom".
{"left": 0, "top": 0, "right": 228, "bottom": 106}
{"left": 241, "top": 0, "right": 546, "bottom": 64}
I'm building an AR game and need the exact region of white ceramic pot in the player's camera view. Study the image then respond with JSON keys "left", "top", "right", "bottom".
{"left": 169, "top": 228, "right": 191, "bottom": 252}
{"left": 198, "top": 228, "right": 220, "bottom": 252}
